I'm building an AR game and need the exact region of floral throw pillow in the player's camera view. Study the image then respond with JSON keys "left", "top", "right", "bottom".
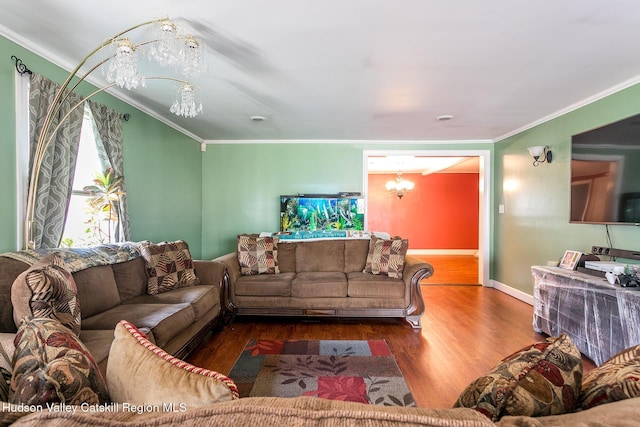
{"left": 363, "top": 235, "right": 409, "bottom": 279}
{"left": 237, "top": 234, "right": 280, "bottom": 275}
{"left": 11, "top": 253, "right": 81, "bottom": 336}
{"left": 10, "top": 317, "right": 109, "bottom": 406}
{"left": 579, "top": 343, "right": 640, "bottom": 409}
{"left": 139, "top": 240, "right": 199, "bottom": 295}
{"left": 454, "top": 334, "right": 582, "bottom": 421}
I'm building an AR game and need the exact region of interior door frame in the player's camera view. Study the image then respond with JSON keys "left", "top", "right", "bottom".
{"left": 363, "top": 149, "right": 491, "bottom": 286}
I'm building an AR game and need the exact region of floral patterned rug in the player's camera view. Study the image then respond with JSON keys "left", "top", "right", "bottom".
{"left": 228, "top": 339, "right": 415, "bottom": 406}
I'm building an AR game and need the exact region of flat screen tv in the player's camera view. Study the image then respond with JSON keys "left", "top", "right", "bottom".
{"left": 570, "top": 113, "right": 640, "bottom": 225}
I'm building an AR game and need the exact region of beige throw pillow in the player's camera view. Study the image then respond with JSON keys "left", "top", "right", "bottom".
{"left": 107, "top": 320, "right": 239, "bottom": 408}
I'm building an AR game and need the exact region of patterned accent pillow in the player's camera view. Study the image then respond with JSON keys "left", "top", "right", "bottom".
{"left": 10, "top": 317, "right": 109, "bottom": 405}
{"left": 107, "top": 320, "right": 238, "bottom": 406}
{"left": 11, "top": 253, "right": 81, "bottom": 335}
{"left": 363, "top": 235, "right": 409, "bottom": 279}
{"left": 237, "top": 234, "right": 280, "bottom": 275}
{"left": 579, "top": 343, "right": 640, "bottom": 409}
{"left": 454, "top": 334, "right": 582, "bottom": 421}
{"left": 139, "top": 240, "right": 199, "bottom": 295}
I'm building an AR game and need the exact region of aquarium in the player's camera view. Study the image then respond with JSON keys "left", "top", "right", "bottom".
{"left": 280, "top": 195, "right": 365, "bottom": 232}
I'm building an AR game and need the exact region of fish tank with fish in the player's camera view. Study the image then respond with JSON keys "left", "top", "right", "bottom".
{"left": 280, "top": 195, "right": 365, "bottom": 232}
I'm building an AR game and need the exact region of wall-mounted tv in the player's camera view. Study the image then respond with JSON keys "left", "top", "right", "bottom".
{"left": 280, "top": 194, "right": 364, "bottom": 231}
{"left": 570, "top": 113, "right": 640, "bottom": 225}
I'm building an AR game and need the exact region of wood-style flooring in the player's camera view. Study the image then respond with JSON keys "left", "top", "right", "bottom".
{"left": 419, "top": 255, "right": 479, "bottom": 285}
{"left": 186, "top": 257, "right": 596, "bottom": 408}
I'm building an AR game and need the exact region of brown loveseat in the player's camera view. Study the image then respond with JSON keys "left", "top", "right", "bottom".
{"left": 0, "top": 242, "right": 225, "bottom": 375}
{"left": 6, "top": 395, "right": 640, "bottom": 426}
{"left": 215, "top": 235, "right": 433, "bottom": 328}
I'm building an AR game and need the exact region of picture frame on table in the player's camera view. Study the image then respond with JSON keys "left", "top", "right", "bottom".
{"left": 559, "top": 250, "right": 582, "bottom": 270}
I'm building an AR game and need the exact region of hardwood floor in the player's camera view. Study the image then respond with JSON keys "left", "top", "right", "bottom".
{"left": 187, "top": 284, "right": 596, "bottom": 408}
{"left": 418, "top": 255, "right": 479, "bottom": 285}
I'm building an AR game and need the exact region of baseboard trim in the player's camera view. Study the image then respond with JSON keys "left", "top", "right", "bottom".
{"left": 489, "top": 280, "right": 534, "bottom": 306}
{"left": 407, "top": 249, "right": 478, "bottom": 256}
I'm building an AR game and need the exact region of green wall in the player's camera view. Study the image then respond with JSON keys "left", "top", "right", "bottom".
{"left": 493, "top": 83, "right": 640, "bottom": 294}
{"left": 200, "top": 142, "right": 493, "bottom": 259}
{"left": 0, "top": 35, "right": 204, "bottom": 257}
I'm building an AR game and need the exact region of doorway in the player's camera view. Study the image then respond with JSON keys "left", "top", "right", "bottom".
{"left": 363, "top": 149, "right": 491, "bottom": 286}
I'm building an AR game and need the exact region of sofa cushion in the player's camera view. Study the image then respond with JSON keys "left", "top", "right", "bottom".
{"left": 73, "top": 265, "right": 121, "bottom": 319}
{"left": 107, "top": 320, "right": 238, "bottom": 407}
{"left": 0, "top": 257, "right": 29, "bottom": 334}
{"left": 81, "top": 303, "right": 195, "bottom": 348}
{"left": 235, "top": 273, "right": 294, "bottom": 297}
{"left": 10, "top": 317, "right": 108, "bottom": 406}
{"left": 347, "top": 272, "right": 405, "bottom": 298}
{"left": 363, "top": 236, "right": 408, "bottom": 279}
{"left": 237, "top": 234, "right": 280, "bottom": 275}
{"left": 78, "top": 329, "right": 119, "bottom": 378}
{"left": 296, "top": 240, "right": 345, "bottom": 273}
{"left": 140, "top": 240, "right": 199, "bottom": 295}
{"left": 454, "top": 334, "right": 582, "bottom": 421}
{"left": 111, "top": 257, "right": 148, "bottom": 302}
{"left": 579, "top": 343, "right": 640, "bottom": 410}
{"left": 277, "top": 242, "right": 296, "bottom": 273}
{"left": 292, "top": 272, "right": 348, "bottom": 298}
{"left": 11, "top": 254, "right": 81, "bottom": 335}
{"left": 344, "top": 239, "right": 371, "bottom": 273}
{"left": 123, "top": 285, "right": 220, "bottom": 321}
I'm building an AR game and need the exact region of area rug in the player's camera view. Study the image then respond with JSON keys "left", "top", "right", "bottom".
{"left": 228, "top": 339, "right": 415, "bottom": 406}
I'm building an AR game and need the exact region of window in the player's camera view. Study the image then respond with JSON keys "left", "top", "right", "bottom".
{"left": 60, "top": 105, "right": 107, "bottom": 247}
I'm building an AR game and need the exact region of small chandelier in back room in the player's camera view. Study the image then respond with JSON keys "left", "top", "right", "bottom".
{"left": 386, "top": 171, "right": 415, "bottom": 199}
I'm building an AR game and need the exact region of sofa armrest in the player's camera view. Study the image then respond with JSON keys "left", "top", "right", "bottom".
{"left": 402, "top": 255, "right": 434, "bottom": 322}
{"left": 213, "top": 252, "right": 240, "bottom": 285}
{"left": 212, "top": 253, "right": 240, "bottom": 313}
{"left": 193, "top": 260, "right": 226, "bottom": 288}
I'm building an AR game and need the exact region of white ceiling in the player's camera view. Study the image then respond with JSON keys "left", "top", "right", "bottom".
{"left": 2, "top": 1, "right": 640, "bottom": 143}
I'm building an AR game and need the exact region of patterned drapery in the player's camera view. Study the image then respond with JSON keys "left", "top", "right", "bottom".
{"left": 87, "top": 100, "right": 131, "bottom": 242}
{"left": 28, "top": 73, "right": 83, "bottom": 248}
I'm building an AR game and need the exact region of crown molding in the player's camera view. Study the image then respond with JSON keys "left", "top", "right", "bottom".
{"left": 203, "top": 138, "right": 493, "bottom": 145}
{"left": 493, "top": 74, "right": 640, "bottom": 143}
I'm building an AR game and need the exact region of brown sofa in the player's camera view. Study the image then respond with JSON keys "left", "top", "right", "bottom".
{"left": 0, "top": 243, "right": 225, "bottom": 375}
{"left": 215, "top": 237, "right": 434, "bottom": 328}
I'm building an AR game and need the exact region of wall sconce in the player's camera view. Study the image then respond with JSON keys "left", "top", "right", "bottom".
{"left": 527, "top": 145, "right": 552, "bottom": 166}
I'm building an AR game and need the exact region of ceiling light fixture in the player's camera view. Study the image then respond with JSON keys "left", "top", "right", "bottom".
{"left": 23, "top": 17, "right": 205, "bottom": 249}
{"left": 385, "top": 171, "right": 415, "bottom": 199}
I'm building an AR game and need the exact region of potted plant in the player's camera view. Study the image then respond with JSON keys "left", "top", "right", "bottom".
{"left": 83, "top": 168, "right": 125, "bottom": 244}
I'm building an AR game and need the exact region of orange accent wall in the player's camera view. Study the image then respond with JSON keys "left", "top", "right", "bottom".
{"left": 367, "top": 173, "right": 479, "bottom": 249}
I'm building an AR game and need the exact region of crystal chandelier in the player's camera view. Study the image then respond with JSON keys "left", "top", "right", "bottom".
{"left": 171, "top": 83, "right": 203, "bottom": 118}
{"left": 107, "top": 38, "right": 142, "bottom": 90}
{"left": 24, "top": 17, "right": 205, "bottom": 249}
{"left": 386, "top": 172, "right": 415, "bottom": 199}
